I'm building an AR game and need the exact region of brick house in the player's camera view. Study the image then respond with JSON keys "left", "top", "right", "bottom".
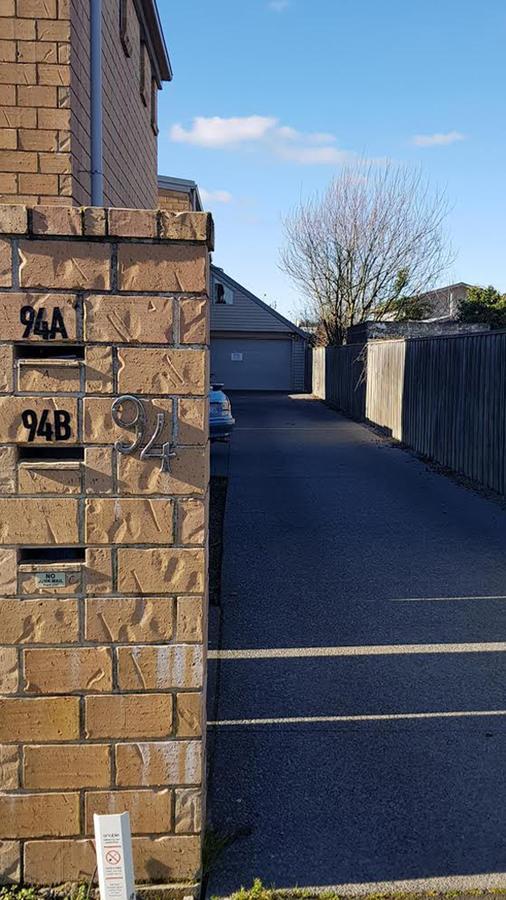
{"left": 0, "top": 0, "right": 172, "bottom": 208}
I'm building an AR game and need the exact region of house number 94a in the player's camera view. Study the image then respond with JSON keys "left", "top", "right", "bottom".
{"left": 111, "top": 395, "right": 176, "bottom": 472}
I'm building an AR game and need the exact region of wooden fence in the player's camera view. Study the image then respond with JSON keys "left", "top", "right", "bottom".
{"left": 312, "top": 331, "right": 506, "bottom": 495}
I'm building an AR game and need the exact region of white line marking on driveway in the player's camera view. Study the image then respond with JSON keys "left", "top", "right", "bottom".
{"left": 208, "top": 641, "right": 506, "bottom": 660}
{"left": 208, "top": 709, "right": 506, "bottom": 727}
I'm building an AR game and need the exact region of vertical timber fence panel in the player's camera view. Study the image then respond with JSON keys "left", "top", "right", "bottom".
{"left": 315, "top": 332, "right": 506, "bottom": 495}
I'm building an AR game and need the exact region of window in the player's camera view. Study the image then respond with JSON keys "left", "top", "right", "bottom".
{"left": 119, "top": 0, "right": 132, "bottom": 56}
{"left": 214, "top": 282, "right": 233, "bottom": 305}
{"left": 140, "top": 41, "right": 149, "bottom": 106}
{"left": 151, "top": 77, "right": 158, "bottom": 135}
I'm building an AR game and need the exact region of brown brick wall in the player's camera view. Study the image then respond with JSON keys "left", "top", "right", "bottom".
{"left": 0, "top": 0, "right": 72, "bottom": 205}
{"left": 2, "top": 0, "right": 161, "bottom": 207}
{"left": 101, "top": 0, "right": 158, "bottom": 209}
{"left": 0, "top": 205, "right": 212, "bottom": 885}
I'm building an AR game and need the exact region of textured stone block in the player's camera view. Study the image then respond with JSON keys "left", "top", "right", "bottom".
{"left": 24, "top": 647, "right": 112, "bottom": 694}
{"left": 117, "top": 645, "right": 203, "bottom": 691}
{"left": 83, "top": 206, "right": 106, "bottom": 236}
{"left": 109, "top": 208, "right": 157, "bottom": 238}
{"left": 17, "top": 0, "right": 57, "bottom": 16}
{"left": 0, "top": 345, "right": 12, "bottom": 391}
{"left": 83, "top": 397, "right": 172, "bottom": 445}
{"left": 17, "top": 358, "right": 80, "bottom": 392}
{"left": 84, "top": 294, "right": 173, "bottom": 344}
{"left": 0, "top": 598, "right": 78, "bottom": 644}
{"left": 0, "top": 292, "right": 78, "bottom": 341}
{"left": 117, "top": 548, "right": 204, "bottom": 594}
{"left": 0, "top": 446, "right": 16, "bottom": 493}
{"left": 18, "top": 563, "right": 81, "bottom": 596}
{"left": 176, "top": 597, "right": 203, "bottom": 643}
{"left": 179, "top": 297, "right": 208, "bottom": 344}
{"left": 117, "top": 348, "right": 206, "bottom": 395}
{"left": 85, "top": 498, "right": 173, "bottom": 545}
{"left": 117, "top": 242, "right": 207, "bottom": 293}
{"left": 0, "top": 745, "right": 18, "bottom": 790}
{"left": 175, "top": 789, "right": 202, "bottom": 834}
{"left": 0, "top": 204, "right": 27, "bottom": 233}
{"left": 85, "top": 789, "right": 171, "bottom": 835}
{"left": 131, "top": 835, "right": 201, "bottom": 882}
{"left": 115, "top": 740, "right": 202, "bottom": 787}
{"left": 176, "top": 693, "right": 202, "bottom": 737}
{"left": 117, "top": 447, "right": 208, "bottom": 496}
{"left": 23, "top": 839, "right": 95, "bottom": 885}
{"left": 0, "top": 497, "right": 78, "bottom": 543}
{"left": 0, "top": 840, "right": 20, "bottom": 884}
{"left": 18, "top": 240, "right": 110, "bottom": 289}
{"left": 31, "top": 205, "right": 81, "bottom": 235}
{"left": 0, "top": 397, "right": 77, "bottom": 443}
{"left": 18, "top": 461, "right": 80, "bottom": 494}
{"left": 0, "top": 239, "right": 11, "bottom": 286}
{"left": 0, "top": 549, "right": 17, "bottom": 595}
{"left": 0, "top": 794, "right": 79, "bottom": 839}
{"left": 159, "top": 211, "right": 213, "bottom": 245}
{"left": 85, "top": 548, "right": 113, "bottom": 595}
{"left": 24, "top": 744, "right": 110, "bottom": 790}
{"left": 85, "top": 694, "right": 173, "bottom": 740}
{"left": 178, "top": 499, "right": 205, "bottom": 545}
{"left": 84, "top": 447, "right": 113, "bottom": 495}
{"left": 0, "top": 697, "right": 79, "bottom": 741}
{"left": 85, "top": 597, "right": 173, "bottom": 643}
{"left": 178, "top": 398, "right": 208, "bottom": 444}
{"left": 85, "top": 345, "right": 113, "bottom": 393}
{"left": 0, "top": 648, "right": 18, "bottom": 693}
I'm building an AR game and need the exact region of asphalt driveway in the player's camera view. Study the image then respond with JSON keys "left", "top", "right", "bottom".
{"left": 206, "top": 393, "right": 506, "bottom": 895}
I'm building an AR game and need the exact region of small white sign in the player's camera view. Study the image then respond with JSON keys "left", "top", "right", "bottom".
{"left": 231, "top": 352, "right": 243, "bottom": 361}
{"left": 36, "top": 572, "right": 66, "bottom": 587}
{"left": 94, "top": 813, "right": 135, "bottom": 900}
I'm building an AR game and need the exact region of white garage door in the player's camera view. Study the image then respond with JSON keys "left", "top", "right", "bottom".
{"left": 211, "top": 338, "right": 293, "bottom": 390}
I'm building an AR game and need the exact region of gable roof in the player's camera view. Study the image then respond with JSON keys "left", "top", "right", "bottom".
{"left": 211, "top": 266, "right": 309, "bottom": 339}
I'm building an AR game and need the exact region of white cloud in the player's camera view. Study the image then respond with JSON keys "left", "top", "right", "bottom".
{"left": 268, "top": 0, "right": 290, "bottom": 10}
{"left": 200, "top": 188, "right": 233, "bottom": 205}
{"left": 412, "top": 131, "right": 466, "bottom": 147}
{"left": 170, "top": 115, "right": 351, "bottom": 165}
{"left": 170, "top": 116, "right": 276, "bottom": 148}
{"left": 276, "top": 145, "right": 353, "bottom": 165}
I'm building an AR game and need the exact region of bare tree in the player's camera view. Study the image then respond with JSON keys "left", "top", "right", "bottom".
{"left": 280, "top": 161, "right": 453, "bottom": 345}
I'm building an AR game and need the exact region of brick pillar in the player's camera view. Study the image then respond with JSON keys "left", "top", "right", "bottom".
{"left": 0, "top": 204, "right": 212, "bottom": 886}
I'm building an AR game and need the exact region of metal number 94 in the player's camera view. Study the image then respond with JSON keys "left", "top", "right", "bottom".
{"left": 111, "top": 395, "right": 176, "bottom": 472}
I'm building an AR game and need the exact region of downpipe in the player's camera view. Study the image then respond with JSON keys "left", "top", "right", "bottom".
{"left": 90, "top": 0, "right": 104, "bottom": 206}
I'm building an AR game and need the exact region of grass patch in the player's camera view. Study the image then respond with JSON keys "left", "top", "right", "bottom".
{"left": 220, "top": 880, "right": 506, "bottom": 900}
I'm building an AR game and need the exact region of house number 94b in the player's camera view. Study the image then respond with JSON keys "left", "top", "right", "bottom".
{"left": 111, "top": 395, "right": 176, "bottom": 472}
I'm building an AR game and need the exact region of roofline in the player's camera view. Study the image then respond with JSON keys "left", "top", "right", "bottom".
{"left": 157, "top": 175, "right": 203, "bottom": 211}
{"left": 134, "top": 0, "right": 173, "bottom": 83}
{"left": 211, "top": 265, "right": 310, "bottom": 339}
{"left": 417, "top": 282, "right": 473, "bottom": 297}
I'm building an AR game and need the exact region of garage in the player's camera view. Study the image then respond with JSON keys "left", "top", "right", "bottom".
{"left": 211, "top": 337, "right": 293, "bottom": 390}
{"left": 210, "top": 266, "right": 310, "bottom": 392}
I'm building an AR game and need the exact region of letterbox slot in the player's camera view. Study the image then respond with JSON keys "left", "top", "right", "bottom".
{"left": 17, "top": 446, "right": 84, "bottom": 462}
{"left": 14, "top": 344, "right": 85, "bottom": 360}
{"left": 18, "top": 548, "right": 85, "bottom": 564}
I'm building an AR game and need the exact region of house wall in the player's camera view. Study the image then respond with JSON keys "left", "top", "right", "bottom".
{"left": 2, "top": 0, "right": 160, "bottom": 208}
{"left": 101, "top": 0, "right": 158, "bottom": 209}
{"left": 0, "top": 203, "right": 212, "bottom": 886}
{"left": 211, "top": 271, "right": 293, "bottom": 333}
{"left": 159, "top": 187, "right": 194, "bottom": 213}
{"left": 0, "top": 1, "right": 73, "bottom": 205}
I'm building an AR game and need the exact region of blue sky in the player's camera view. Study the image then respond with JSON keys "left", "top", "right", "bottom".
{"left": 157, "top": 0, "right": 505, "bottom": 319}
